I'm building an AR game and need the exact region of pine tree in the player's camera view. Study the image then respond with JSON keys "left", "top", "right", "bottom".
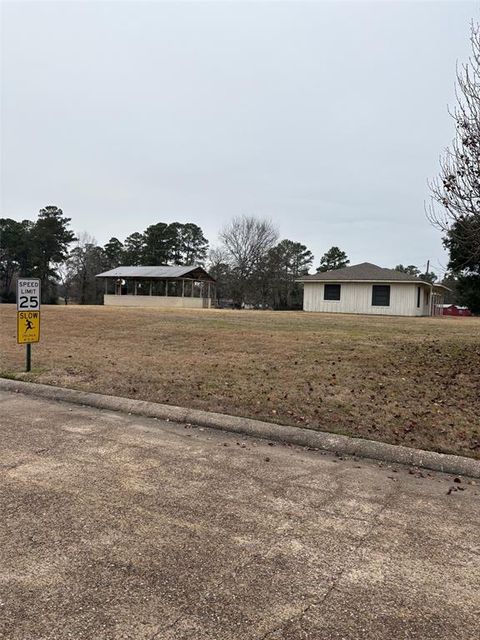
{"left": 316, "top": 247, "right": 349, "bottom": 272}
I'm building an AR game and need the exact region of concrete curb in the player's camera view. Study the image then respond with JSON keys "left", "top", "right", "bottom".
{"left": 2, "top": 377, "right": 480, "bottom": 478}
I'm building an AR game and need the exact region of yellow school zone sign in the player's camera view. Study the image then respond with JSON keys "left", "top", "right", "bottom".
{"left": 17, "top": 311, "right": 40, "bottom": 344}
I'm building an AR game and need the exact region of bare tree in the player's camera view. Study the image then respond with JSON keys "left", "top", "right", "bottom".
{"left": 56, "top": 262, "right": 72, "bottom": 305}
{"left": 219, "top": 216, "right": 278, "bottom": 306}
{"left": 206, "top": 247, "right": 233, "bottom": 304}
{"left": 427, "top": 22, "right": 480, "bottom": 269}
{"left": 67, "top": 232, "right": 106, "bottom": 304}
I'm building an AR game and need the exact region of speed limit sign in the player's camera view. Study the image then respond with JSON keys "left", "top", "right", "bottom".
{"left": 17, "top": 278, "right": 41, "bottom": 311}
{"left": 17, "top": 279, "right": 41, "bottom": 368}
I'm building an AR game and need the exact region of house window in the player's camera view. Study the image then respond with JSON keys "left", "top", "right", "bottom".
{"left": 417, "top": 286, "right": 421, "bottom": 308}
{"left": 324, "top": 284, "right": 341, "bottom": 301}
{"left": 372, "top": 285, "right": 390, "bottom": 306}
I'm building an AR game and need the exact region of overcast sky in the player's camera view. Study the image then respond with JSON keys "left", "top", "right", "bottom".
{"left": 1, "top": 0, "right": 478, "bottom": 274}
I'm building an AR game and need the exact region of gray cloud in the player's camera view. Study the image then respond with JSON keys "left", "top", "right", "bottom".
{"left": 1, "top": 0, "right": 477, "bottom": 276}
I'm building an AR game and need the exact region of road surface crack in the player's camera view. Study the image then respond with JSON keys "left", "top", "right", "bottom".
{"left": 256, "top": 488, "right": 397, "bottom": 639}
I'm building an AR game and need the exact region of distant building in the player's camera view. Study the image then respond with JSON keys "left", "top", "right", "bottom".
{"left": 440, "top": 304, "right": 472, "bottom": 317}
{"left": 297, "top": 262, "right": 448, "bottom": 317}
{"left": 96, "top": 266, "right": 216, "bottom": 309}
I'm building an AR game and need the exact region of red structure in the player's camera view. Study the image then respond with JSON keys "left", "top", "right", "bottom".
{"left": 441, "top": 304, "right": 472, "bottom": 317}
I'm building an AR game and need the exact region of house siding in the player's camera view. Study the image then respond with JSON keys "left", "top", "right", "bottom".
{"left": 303, "top": 282, "right": 431, "bottom": 316}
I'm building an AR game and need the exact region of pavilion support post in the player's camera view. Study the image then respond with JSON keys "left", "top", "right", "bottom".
{"left": 165, "top": 280, "right": 168, "bottom": 297}
{"left": 182, "top": 280, "right": 185, "bottom": 297}
{"left": 105, "top": 280, "right": 107, "bottom": 295}
{"left": 149, "top": 281, "right": 152, "bottom": 296}
{"left": 191, "top": 281, "right": 194, "bottom": 297}
{"left": 134, "top": 281, "right": 137, "bottom": 295}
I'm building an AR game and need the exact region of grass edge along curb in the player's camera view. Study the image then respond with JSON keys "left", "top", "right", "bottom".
{"left": 1, "top": 377, "right": 479, "bottom": 479}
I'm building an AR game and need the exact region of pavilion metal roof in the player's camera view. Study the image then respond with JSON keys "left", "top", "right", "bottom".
{"left": 95, "top": 265, "right": 215, "bottom": 281}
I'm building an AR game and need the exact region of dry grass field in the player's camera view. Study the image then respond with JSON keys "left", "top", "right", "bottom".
{"left": 1, "top": 304, "right": 479, "bottom": 458}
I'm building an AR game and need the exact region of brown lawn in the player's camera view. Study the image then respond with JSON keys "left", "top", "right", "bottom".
{"left": 1, "top": 304, "right": 479, "bottom": 458}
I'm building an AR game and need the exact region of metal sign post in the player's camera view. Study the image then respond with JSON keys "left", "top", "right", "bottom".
{"left": 17, "top": 279, "right": 41, "bottom": 372}
{"left": 26, "top": 343, "right": 31, "bottom": 372}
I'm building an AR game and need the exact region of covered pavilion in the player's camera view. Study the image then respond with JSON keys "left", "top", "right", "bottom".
{"left": 96, "top": 266, "right": 216, "bottom": 309}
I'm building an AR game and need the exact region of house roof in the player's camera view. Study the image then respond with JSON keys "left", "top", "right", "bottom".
{"left": 95, "top": 265, "right": 216, "bottom": 281}
{"left": 297, "top": 262, "right": 436, "bottom": 285}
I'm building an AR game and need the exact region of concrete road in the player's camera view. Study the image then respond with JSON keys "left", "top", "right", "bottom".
{"left": 0, "top": 391, "right": 479, "bottom": 640}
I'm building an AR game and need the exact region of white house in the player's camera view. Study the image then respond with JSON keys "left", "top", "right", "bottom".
{"left": 297, "top": 263, "right": 447, "bottom": 317}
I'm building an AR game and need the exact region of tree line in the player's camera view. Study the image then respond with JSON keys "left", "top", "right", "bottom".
{"left": 1, "top": 206, "right": 454, "bottom": 310}
{"left": 0, "top": 211, "right": 211, "bottom": 305}
{"left": 211, "top": 217, "right": 313, "bottom": 309}
{"left": 0, "top": 208, "right": 356, "bottom": 308}
{"left": 0, "top": 210, "right": 310, "bottom": 308}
